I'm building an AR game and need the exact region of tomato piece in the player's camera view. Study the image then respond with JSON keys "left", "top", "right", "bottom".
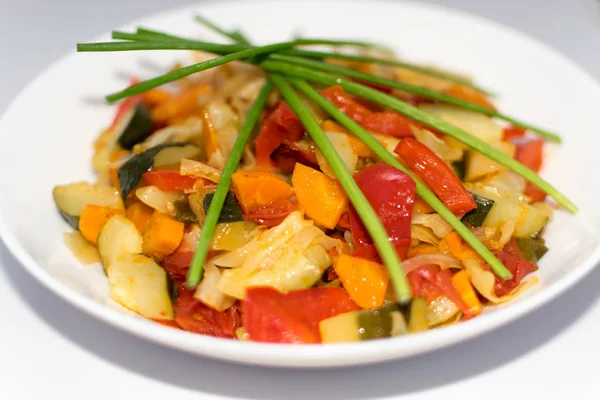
{"left": 270, "top": 140, "right": 320, "bottom": 173}
{"left": 142, "top": 166, "right": 200, "bottom": 191}
{"left": 395, "top": 137, "right": 476, "bottom": 215}
{"left": 256, "top": 101, "right": 305, "bottom": 169}
{"left": 321, "top": 85, "right": 416, "bottom": 138}
{"left": 489, "top": 240, "right": 538, "bottom": 297}
{"left": 243, "top": 287, "right": 359, "bottom": 344}
{"left": 515, "top": 138, "right": 544, "bottom": 173}
{"left": 243, "top": 198, "right": 300, "bottom": 227}
{"left": 161, "top": 251, "right": 194, "bottom": 280}
{"left": 348, "top": 163, "right": 416, "bottom": 261}
{"left": 503, "top": 125, "right": 527, "bottom": 141}
{"left": 174, "top": 286, "right": 242, "bottom": 338}
{"left": 524, "top": 182, "right": 547, "bottom": 202}
{"left": 407, "top": 265, "right": 471, "bottom": 317}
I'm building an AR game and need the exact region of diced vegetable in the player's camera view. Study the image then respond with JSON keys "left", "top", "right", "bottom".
{"left": 461, "top": 193, "right": 494, "bottom": 228}
{"left": 255, "top": 101, "right": 305, "bottom": 169}
{"left": 97, "top": 215, "right": 143, "bottom": 270}
{"left": 348, "top": 162, "right": 415, "bottom": 261}
{"left": 231, "top": 170, "right": 293, "bottom": 212}
{"left": 107, "top": 253, "right": 174, "bottom": 320}
{"left": 396, "top": 138, "right": 476, "bottom": 216}
{"left": 319, "top": 303, "right": 407, "bottom": 343}
{"left": 116, "top": 103, "right": 155, "bottom": 150}
{"left": 210, "top": 221, "right": 257, "bottom": 251}
{"left": 407, "top": 297, "right": 428, "bottom": 333}
{"left": 78, "top": 205, "right": 125, "bottom": 244}
{"left": 464, "top": 140, "right": 515, "bottom": 182}
{"left": 515, "top": 237, "right": 548, "bottom": 263}
{"left": 243, "top": 198, "right": 300, "bottom": 227}
{"left": 215, "top": 211, "right": 335, "bottom": 298}
{"left": 53, "top": 182, "right": 124, "bottom": 228}
{"left": 193, "top": 263, "right": 236, "bottom": 312}
{"left": 142, "top": 166, "right": 199, "bottom": 191}
{"left": 322, "top": 85, "right": 416, "bottom": 137}
{"left": 118, "top": 142, "right": 187, "bottom": 200}
{"left": 135, "top": 185, "right": 184, "bottom": 215}
{"left": 125, "top": 201, "right": 154, "bottom": 233}
{"left": 445, "top": 84, "right": 496, "bottom": 110}
{"left": 270, "top": 140, "right": 321, "bottom": 173}
{"left": 451, "top": 270, "right": 482, "bottom": 317}
{"left": 63, "top": 231, "right": 101, "bottom": 265}
{"left": 515, "top": 138, "right": 544, "bottom": 173}
{"left": 243, "top": 286, "right": 359, "bottom": 343}
{"left": 315, "top": 131, "right": 358, "bottom": 178}
{"left": 418, "top": 104, "right": 503, "bottom": 144}
{"left": 152, "top": 144, "right": 202, "bottom": 168}
{"left": 334, "top": 254, "right": 389, "bottom": 309}
{"left": 292, "top": 163, "right": 348, "bottom": 229}
{"left": 203, "top": 192, "right": 243, "bottom": 223}
{"left": 173, "top": 198, "right": 198, "bottom": 225}
{"left": 142, "top": 211, "right": 185, "bottom": 257}
{"left": 322, "top": 119, "right": 374, "bottom": 157}
{"left": 426, "top": 296, "right": 461, "bottom": 327}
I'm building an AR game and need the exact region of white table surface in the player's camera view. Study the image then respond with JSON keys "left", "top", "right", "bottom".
{"left": 1, "top": 0, "right": 600, "bottom": 398}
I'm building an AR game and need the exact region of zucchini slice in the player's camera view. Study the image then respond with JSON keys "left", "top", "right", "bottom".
{"left": 116, "top": 103, "right": 155, "bottom": 150}
{"left": 53, "top": 181, "right": 124, "bottom": 228}
{"left": 97, "top": 215, "right": 143, "bottom": 270}
{"left": 117, "top": 142, "right": 187, "bottom": 200}
{"left": 515, "top": 237, "right": 548, "bottom": 263}
{"left": 173, "top": 198, "right": 198, "bottom": 225}
{"left": 461, "top": 193, "right": 494, "bottom": 228}
{"left": 465, "top": 140, "right": 515, "bottom": 182}
{"left": 153, "top": 144, "right": 202, "bottom": 169}
{"left": 319, "top": 303, "right": 407, "bottom": 343}
{"left": 203, "top": 192, "right": 243, "bottom": 223}
{"left": 108, "top": 253, "right": 174, "bottom": 320}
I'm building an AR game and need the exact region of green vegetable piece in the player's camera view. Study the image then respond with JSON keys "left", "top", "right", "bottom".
{"left": 462, "top": 194, "right": 494, "bottom": 227}
{"left": 515, "top": 237, "right": 548, "bottom": 263}
{"left": 203, "top": 192, "right": 243, "bottom": 223}
{"left": 451, "top": 157, "right": 467, "bottom": 181}
{"left": 357, "top": 303, "right": 399, "bottom": 340}
{"left": 173, "top": 198, "right": 198, "bottom": 225}
{"left": 59, "top": 210, "right": 80, "bottom": 230}
{"left": 166, "top": 274, "right": 180, "bottom": 303}
{"left": 116, "top": 103, "right": 155, "bottom": 150}
{"left": 117, "top": 142, "right": 187, "bottom": 200}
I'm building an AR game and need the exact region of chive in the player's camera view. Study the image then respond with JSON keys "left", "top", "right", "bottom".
{"left": 136, "top": 27, "right": 196, "bottom": 42}
{"left": 103, "top": 40, "right": 295, "bottom": 102}
{"left": 194, "top": 15, "right": 251, "bottom": 45}
{"left": 186, "top": 81, "right": 273, "bottom": 287}
{"left": 277, "top": 48, "right": 493, "bottom": 95}
{"left": 77, "top": 41, "right": 240, "bottom": 53}
{"left": 291, "top": 79, "right": 512, "bottom": 279}
{"left": 263, "top": 62, "right": 578, "bottom": 213}
{"left": 292, "top": 38, "right": 392, "bottom": 51}
{"left": 270, "top": 56, "right": 561, "bottom": 143}
{"left": 269, "top": 75, "right": 412, "bottom": 303}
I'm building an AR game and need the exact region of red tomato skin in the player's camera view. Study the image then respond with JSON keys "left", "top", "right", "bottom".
{"left": 490, "top": 240, "right": 538, "bottom": 297}
{"left": 142, "top": 166, "right": 199, "bottom": 191}
{"left": 174, "top": 286, "right": 242, "bottom": 339}
{"left": 347, "top": 162, "right": 416, "bottom": 261}
{"left": 255, "top": 102, "right": 305, "bottom": 169}
{"left": 243, "top": 199, "right": 300, "bottom": 227}
{"left": 515, "top": 138, "right": 544, "bottom": 173}
{"left": 270, "top": 140, "right": 320, "bottom": 174}
{"left": 243, "top": 287, "right": 359, "bottom": 344}
{"left": 524, "top": 182, "right": 547, "bottom": 202}
{"left": 321, "top": 85, "right": 416, "bottom": 137}
{"left": 395, "top": 137, "right": 476, "bottom": 215}
{"left": 161, "top": 251, "right": 194, "bottom": 280}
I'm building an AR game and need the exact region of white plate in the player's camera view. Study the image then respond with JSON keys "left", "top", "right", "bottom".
{"left": 1, "top": 0, "right": 600, "bottom": 368}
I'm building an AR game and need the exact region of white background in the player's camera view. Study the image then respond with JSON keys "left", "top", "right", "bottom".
{"left": 1, "top": 0, "right": 600, "bottom": 398}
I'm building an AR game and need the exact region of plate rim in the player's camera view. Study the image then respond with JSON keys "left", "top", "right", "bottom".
{"left": 1, "top": 0, "right": 600, "bottom": 368}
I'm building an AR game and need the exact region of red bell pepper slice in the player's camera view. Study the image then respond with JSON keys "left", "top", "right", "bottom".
{"left": 142, "top": 166, "right": 201, "bottom": 191}
{"left": 395, "top": 137, "right": 476, "bottom": 215}
{"left": 502, "top": 125, "right": 527, "bottom": 141}
{"left": 515, "top": 138, "right": 544, "bottom": 173}
{"left": 243, "top": 287, "right": 359, "bottom": 344}
{"left": 269, "top": 140, "right": 320, "bottom": 173}
{"left": 109, "top": 77, "right": 142, "bottom": 131}
{"left": 255, "top": 101, "right": 305, "bottom": 169}
{"left": 486, "top": 240, "right": 538, "bottom": 297}
{"left": 243, "top": 198, "right": 300, "bottom": 227}
{"left": 347, "top": 162, "right": 416, "bottom": 261}
{"left": 321, "top": 85, "right": 416, "bottom": 138}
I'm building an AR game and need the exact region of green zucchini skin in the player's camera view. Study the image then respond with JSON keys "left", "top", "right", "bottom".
{"left": 461, "top": 193, "right": 494, "bottom": 227}
{"left": 451, "top": 157, "right": 467, "bottom": 181}
{"left": 173, "top": 198, "right": 198, "bottom": 225}
{"left": 117, "top": 142, "right": 187, "bottom": 200}
{"left": 59, "top": 210, "right": 80, "bottom": 230}
{"left": 203, "top": 192, "right": 244, "bottom": 223}
{"left": 117, "top": 104, "right": 155, "bottom": 150}
{"left": 515, "top": 237, "right": 548, "bottom": 263}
